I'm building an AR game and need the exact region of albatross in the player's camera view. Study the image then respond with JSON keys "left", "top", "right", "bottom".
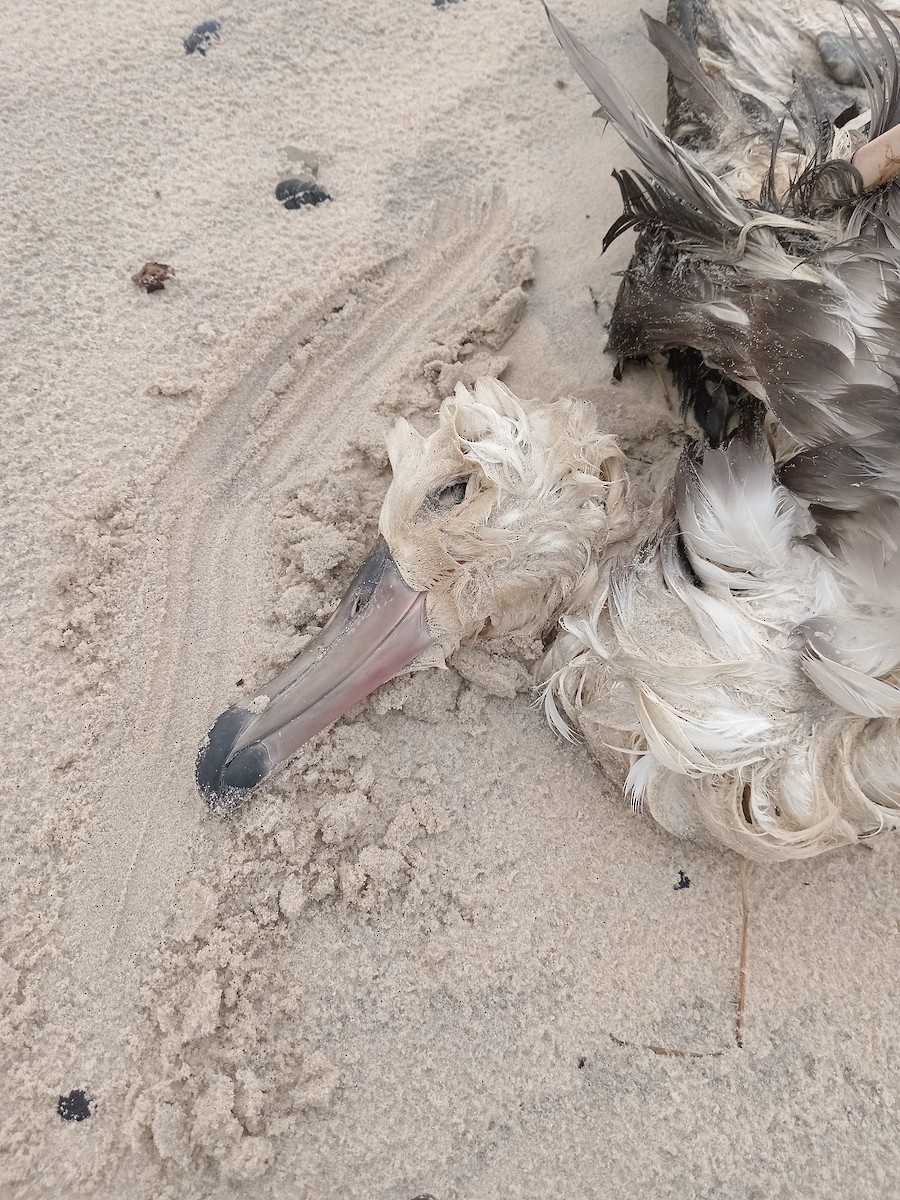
{"left": 197, "top": 0, "right": 900, "bottom": 863}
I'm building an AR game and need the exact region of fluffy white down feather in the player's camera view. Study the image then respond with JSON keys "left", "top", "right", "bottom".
{"left": 540, "top": 437, "right": 900, "bottom": 861}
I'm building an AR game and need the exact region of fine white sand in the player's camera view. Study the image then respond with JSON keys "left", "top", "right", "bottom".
{"left": 3, "top": 0, "right": 899, "bottom": 1197}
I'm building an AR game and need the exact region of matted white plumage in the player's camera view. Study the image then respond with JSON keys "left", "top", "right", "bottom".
{"left": 197, "top": 0, "right": 900, "bottom": 867}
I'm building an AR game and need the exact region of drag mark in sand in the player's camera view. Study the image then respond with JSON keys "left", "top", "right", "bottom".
{"left": 65, "top": 195, "right": 533, "bottom": 1028}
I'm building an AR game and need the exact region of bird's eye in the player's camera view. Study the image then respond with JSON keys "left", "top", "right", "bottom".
{"left": 418, "top": 476, "right": 472, "bottom": 522}
{"left": 429, "top": 477, "right": 469, "bottom": 510}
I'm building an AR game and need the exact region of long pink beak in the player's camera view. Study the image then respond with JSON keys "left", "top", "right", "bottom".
{"left": 196, "top": 538, "right": 433, "bottom": 812}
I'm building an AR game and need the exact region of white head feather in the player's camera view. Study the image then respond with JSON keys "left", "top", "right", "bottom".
{"left": 380, "top": 378, "right": 630, "bottom": 664}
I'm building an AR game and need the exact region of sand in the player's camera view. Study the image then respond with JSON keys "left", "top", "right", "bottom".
{"left": 3, "top": 0, "right": 900, "bottom": 1197}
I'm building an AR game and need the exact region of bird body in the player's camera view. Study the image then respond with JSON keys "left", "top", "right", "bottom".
{"left": 540, "top": 435, "right": 900, "bottom": 860}
{"left": 197, "top": 0, "right": 900, "bottom": 861}
{"left": 536, "top": 0, "right": 900, "bottom": 858}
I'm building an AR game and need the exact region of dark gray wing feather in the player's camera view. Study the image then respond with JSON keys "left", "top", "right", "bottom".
{"left": 547, "top": 0, "right": 900, "bottom": 517}
{"left": 543, "top": 3, "right": 749, "bottom": 236}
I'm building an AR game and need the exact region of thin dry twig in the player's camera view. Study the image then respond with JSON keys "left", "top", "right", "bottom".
{"left": 735, "top": 855, "right": 750, "bottom": 1049}
{"left": 609, "top": 856, "right": 751, "bottom": 1059}
{"left": 608, "top": 1033, "right": 724, "bottom": 1059}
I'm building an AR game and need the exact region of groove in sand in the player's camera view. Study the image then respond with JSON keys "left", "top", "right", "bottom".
{"left": 53, "top": 197, "right": 525, "bottom": 1061}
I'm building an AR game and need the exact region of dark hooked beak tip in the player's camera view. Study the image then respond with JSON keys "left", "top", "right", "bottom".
{"left": 196, "top": 706, "right": 273, "bottom": 816}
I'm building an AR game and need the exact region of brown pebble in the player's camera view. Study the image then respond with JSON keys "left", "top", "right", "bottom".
{"left": 132, "top": 262, "right": 175, "bottom": 293}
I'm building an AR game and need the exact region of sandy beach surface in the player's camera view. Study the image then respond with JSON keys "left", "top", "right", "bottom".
{"left": 3, "top": 0, "right": 900, "bottom": 1196}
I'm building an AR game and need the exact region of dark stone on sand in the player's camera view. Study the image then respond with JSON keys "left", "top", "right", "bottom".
{"left": 673, "top": 869, "right": 691, "bottom": 891}
{"left": 275, "top": 178, "right": 332, "bottom": 209}
{"left": 816, "top": 31, "right": 865, "bottom": 88}
{"left": 58, "top": 1090, "right": 92, "bottom": 1122}
{"left": 184, "top": 19, "right": 222, "bottom": 56}
{"left": 132, "top": 261, "right": 174, "bottom": 293}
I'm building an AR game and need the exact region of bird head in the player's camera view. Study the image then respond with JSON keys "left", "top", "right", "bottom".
{"left": 197, "top": 378, "right": 629, "bottom": 809}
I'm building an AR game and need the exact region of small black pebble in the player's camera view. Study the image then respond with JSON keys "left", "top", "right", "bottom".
{"left": 577, "top": 1056, "right": 586, "bottom": 1069}
{"left": 184, "top": 19, "right": 222, "bottom": 56}
{"left": 673, "top": 869, "right": 691, "bottom": 891}
{"left": 275, "top": 179, "right": 332, "bottom": 209}
{"left": 58, "top": 1089, "right": 92, "bottom": 1122}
